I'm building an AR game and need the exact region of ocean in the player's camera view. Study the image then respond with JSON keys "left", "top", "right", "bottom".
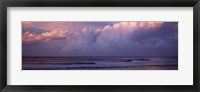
{"left": 22, "top": 56, "right": 178, "bottom": 70}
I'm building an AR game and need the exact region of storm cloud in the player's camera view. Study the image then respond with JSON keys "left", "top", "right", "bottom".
{"left": 22, "top": 22, "right": 178, "bottom": 56}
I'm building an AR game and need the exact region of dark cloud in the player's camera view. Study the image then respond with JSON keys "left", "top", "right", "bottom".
{"left": 22, "top": 22, "right": 178, "bottom": 57}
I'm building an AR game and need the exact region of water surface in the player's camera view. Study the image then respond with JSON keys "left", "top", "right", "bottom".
{"left": 22, "top": 56, "right": 178, "bottom": 70}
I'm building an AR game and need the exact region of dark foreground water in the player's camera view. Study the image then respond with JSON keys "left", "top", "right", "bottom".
{"left": 22, "top": 56, "right": 178, "bottom": 70}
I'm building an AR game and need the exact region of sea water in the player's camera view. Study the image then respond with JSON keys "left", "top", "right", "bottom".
{"left": 22, "top": 56, "right": 178, "bottom": 70}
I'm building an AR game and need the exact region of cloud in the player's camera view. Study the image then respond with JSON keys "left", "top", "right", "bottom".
{"left": 22, "top": 22, "right": 177, "bottom": 56}
{"left": 22, "top": 22, "right": 72, "bottom": 31}
{"left": 22, "top": 28, "right": 68, "bottom": 43}
{"left": 99, "top": 22, "right": 163, "bottom": 32}
{"left": 95, "top": 22, "right": 164, "bottom": 50}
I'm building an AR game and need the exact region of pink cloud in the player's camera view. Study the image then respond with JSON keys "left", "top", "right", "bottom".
{"left": 22, "top": 22, "right": 33, "bottom": 28}
{"left": 95, "top": 22, "right": 164, "bottom": 49}
{"left": 22, "top": 22, "right": 79, "bottom": 32}
{"left": 22, "top": 22, "right": 76, "bottom": 43}
{"left": 22, "top": 22, "right": 164, "bottom": 44}
{"left": 22, "top": 29, "right": 67, "bottom": 43}
{"left": 99, "top": 22, "right": 164, "bottom": 32}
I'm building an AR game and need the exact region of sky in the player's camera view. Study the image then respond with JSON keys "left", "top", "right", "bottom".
{"left": 22, "top": 22, "right": 178, "bottom": 57}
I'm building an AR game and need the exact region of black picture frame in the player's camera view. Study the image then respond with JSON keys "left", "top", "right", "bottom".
{"left": 0, "top": 0, "right": 199, "bottom": 92}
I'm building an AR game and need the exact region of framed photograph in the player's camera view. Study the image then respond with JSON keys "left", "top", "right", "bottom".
{"left": 0, "top": 0, "right": 199, "bottom": 92}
